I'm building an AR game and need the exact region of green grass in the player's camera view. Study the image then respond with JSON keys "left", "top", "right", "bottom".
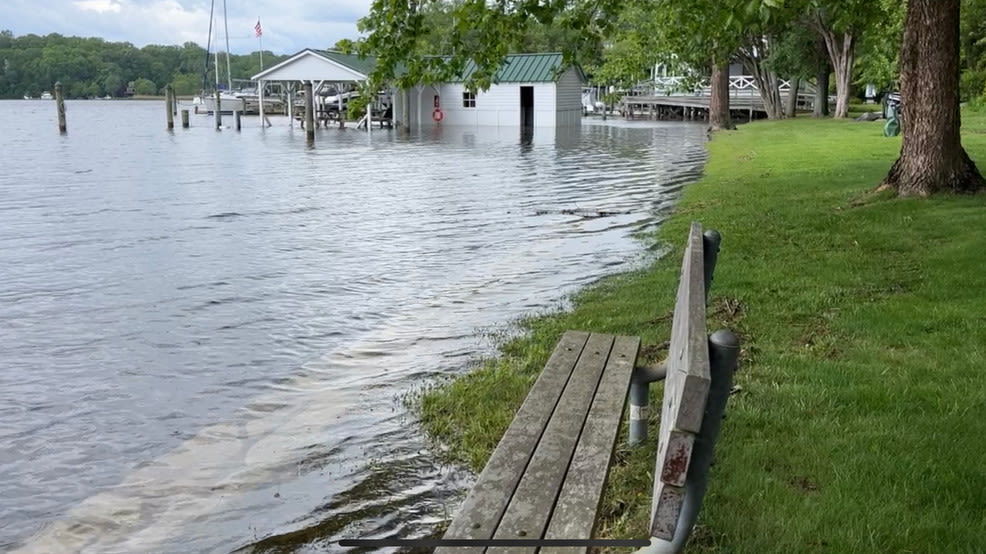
{"left": 415, "top": 111, "right": 986, "bottom": 552}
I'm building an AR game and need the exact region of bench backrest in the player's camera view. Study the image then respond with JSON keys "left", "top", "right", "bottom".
{"left": 650, "top": 222, "right": 712, "bottom": 540}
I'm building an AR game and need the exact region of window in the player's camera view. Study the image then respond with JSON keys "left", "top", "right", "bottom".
{"left": 462, "top": 91, "right": 476, "bottom": 108}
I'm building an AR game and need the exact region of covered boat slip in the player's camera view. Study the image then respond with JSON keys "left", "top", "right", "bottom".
{"left": 251, "top": 50, "right": 584, "bottom": 131}
{"left": 251, "top": 49, "right": 384, "bottom": 130}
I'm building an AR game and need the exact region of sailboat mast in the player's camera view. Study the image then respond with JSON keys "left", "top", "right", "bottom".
{"left": 222, "top": 0, "right": 233, "bottom": 91}
{"left": 214, "top": 31, "right": 220, "bottom": 90}
{"left": 203, "top": 0, "right": 216, "bottom": 93}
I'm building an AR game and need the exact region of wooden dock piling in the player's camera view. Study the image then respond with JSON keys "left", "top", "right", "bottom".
{"left": 235, "top": 111, "right": 241, "bottom": 131}
{"left": 165, "top": 85, "right": 174, "bottom": 130}
{"left": 303, "top": 81, "right": 315, "bottom": 142}
{"left": 181, "top": 109, "right": 189, "bottom": 128}
{"left": 215, "top": 90, "right": 222, "bottom": 130}
{"left": 55, "top": 82, "right": 66, "bottom": 133}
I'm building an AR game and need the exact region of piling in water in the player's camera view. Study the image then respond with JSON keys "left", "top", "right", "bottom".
{"left": 215, "top": 90, "right": 222, "bottom": 130}
{"left": 235, "top": 111, "right": 241, "bottom": 132}
{"left": 304, "top": 82, "right": 315, "bottom": 142}
{"left": 165, "top": 85, "right": 174, "bottom": 130}
{"left": 55, "top": 82, "right": 66, "bottom": 133}
{"left": 181, "top": 109, "right": 189, "bottom": 128}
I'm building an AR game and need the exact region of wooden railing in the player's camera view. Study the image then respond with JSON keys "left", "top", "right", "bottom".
{"left": 640, "top": 75, "right": 814, "bottom": 98}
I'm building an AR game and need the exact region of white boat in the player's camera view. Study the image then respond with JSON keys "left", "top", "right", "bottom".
{"left": 203, "top": 92, "right": 246, "bottom": 115}
{"left": 201, "top": 83, "right": 286, "bottom": 115}
{"left": 40, "top": 91, "right": 53, "bottom": 100}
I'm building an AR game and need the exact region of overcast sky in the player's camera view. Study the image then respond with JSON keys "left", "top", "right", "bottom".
{"left": 2, "top": 0, "right": 373, "bottom": 54}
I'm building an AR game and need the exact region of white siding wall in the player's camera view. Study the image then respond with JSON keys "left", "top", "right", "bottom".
{"left": 532, "top": 84, "right": 557, "bottom": 127}
{"left": 403, "top": 83, "right": 562, "bottom": 128}
{"left": 555, "top": 67, "right": 584, "bottom": 127}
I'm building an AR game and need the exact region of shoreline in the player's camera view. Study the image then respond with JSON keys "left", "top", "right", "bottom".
{"left": 415, "top": 108, "right": 986, "bottom": 551}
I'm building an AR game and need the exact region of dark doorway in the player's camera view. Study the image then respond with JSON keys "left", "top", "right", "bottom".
{"left": 520, "top": 86, "right": 534, "bottom": 128}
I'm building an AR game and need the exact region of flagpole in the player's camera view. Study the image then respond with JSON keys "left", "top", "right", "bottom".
{"left": 257, "top": 17, "right": 264, "bottom": 71}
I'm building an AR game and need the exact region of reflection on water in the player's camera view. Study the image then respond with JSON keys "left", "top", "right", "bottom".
{"left": 0, "top": 100, "right": 706, "bottom": 553}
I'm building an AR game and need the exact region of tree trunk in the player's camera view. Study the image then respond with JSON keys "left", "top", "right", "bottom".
{"left": 708, "top": 61, "right": 734, "bottom": 131}
{"left": 746, "top": 60, "right": 784, "bottom": 119}
{"left": 813, "top": 64, "right": 830, "bottom": 117}
{"left": 812, "top": 12, "right": 856, "bottom": 119}
{"left": 883, "top": 0, "right": 984, "bottom": 195}
{"left": 740, "top": 38, "right": 784, "bottom": 119}
{"left": 817, "top": 29, "right": 855, "bottom": 118}
{"left": 785, "top": 77, "right": 800, "bottom": 118}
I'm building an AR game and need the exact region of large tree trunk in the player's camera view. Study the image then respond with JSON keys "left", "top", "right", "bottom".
{"left": 883, "top": 0, "right": 984, "bottom": 195}
{"left": 785, "top": 78, "right": 800, "bottom": 118}
{"left": 708, "top": 61, "right": 734, "bottom": 131}
{"left": 813, "top": 67, "right": 830, "bottom": 117}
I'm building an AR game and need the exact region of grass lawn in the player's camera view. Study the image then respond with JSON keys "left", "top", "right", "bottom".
{"left": 416, "top": 109, "right": 986, "bottom": 552}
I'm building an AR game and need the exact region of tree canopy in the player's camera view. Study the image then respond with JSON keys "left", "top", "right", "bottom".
{"left": 0, "top": 31, "right": 287, "bottom": 98}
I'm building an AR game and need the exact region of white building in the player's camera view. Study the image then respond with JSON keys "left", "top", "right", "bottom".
{"left": 397, "top": 53, "right": 585, "bottom": 129}
{"left": 252, "top": 50, "right": 584, "bottom": 130}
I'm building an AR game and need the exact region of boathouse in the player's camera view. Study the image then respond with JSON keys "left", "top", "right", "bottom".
{"left": 251, "top": 50, "right": 584, "bottom": 129}
{"left": 397, "top": 53, "right": 585, "bottom": 128}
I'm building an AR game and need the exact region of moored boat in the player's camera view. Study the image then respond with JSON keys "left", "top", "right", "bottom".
{"left": 203, "top": 92, "right": 246, "bottom": 115}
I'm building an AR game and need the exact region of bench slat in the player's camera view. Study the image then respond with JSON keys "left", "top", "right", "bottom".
{"left": 437, "top": 331, "right": 591, "bottom": 554}
{"left": 541, "top": 335, "right": 640, "bottom": 554}
{"left": 486, "top": 333, "right": 616, "bottom": 554}
{"left": 650, "top": 222, "right": 711, "bottom": 540}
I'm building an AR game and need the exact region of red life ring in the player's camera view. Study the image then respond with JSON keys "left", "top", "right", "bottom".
{"left": 432, "top": 108, "right": 444, "bottom": 122}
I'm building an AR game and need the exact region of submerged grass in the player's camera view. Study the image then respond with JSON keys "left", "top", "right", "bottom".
{"left": 415, "top": 111, "right": 986, "bottom": 552}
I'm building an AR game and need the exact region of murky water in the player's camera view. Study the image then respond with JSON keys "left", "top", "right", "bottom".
{"left": 0, "top": 100, "right": 706, "bottom": 553}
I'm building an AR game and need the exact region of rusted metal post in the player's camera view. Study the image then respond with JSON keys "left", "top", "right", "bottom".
{"left": 55, "top": 81, "right": 67, "bottom": 133}
{"left": 165, "top": 85, "right": 174, "bottom": 130}
{"left": 304, "top": 81, "right": 315, "bottom": 142}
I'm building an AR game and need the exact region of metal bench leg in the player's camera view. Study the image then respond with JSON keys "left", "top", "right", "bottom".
{"left": 702, "top": 229, "right": 721, "bottom": 304}
{"left": 637, "top": 329, "right": 740, "bottom": 554}
{"left": 629, "top": 362, "right": 667, "bottom": 446}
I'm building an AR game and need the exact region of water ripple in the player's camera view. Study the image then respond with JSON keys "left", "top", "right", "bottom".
{"left": 0, "top": 101, "right": 707, "bottom": 553}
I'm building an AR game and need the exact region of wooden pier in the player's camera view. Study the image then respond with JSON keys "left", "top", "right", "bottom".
{"left": 617, "top": 75, "right": 823, "bottom": 122}
{"left": 621, "top": 94, "right": 766, "bottom": 122}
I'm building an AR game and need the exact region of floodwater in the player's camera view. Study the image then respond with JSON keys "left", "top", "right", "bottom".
{"left": 0, "top": 100, "right": 707, "bottom": 553}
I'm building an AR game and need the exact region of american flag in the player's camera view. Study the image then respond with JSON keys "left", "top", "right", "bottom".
{"left": 255, "top": 19, "right": 262, "bottom": 38}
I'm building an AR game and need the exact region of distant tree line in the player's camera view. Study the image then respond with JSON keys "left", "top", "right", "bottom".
{"left": 0, "top": 30, "right": 289, "bottom": 99}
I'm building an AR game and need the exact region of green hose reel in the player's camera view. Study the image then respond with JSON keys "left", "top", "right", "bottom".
{"left": 884, "top": 100, "right": 901, "bottom": 137}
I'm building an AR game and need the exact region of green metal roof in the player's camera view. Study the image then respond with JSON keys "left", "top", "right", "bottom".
{"left": 456, "top": 53, "right": 569, "bottom": 83}
{"left": 296, "top": 50, "right": 579, "bottom": 84}
{"left": 314, "top": 49, "right": 377, "bottom": 76}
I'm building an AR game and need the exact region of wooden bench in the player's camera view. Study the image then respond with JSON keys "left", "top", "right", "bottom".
{"left": 439, "top": 222, "right": 740, "bottom": 553}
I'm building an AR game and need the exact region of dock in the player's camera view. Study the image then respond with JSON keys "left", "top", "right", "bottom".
{"left": 621, "top": 94, "right": 768, "bottom": 122}
{"left": 616, "top": 75, "right": 825, "bottom": 122}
